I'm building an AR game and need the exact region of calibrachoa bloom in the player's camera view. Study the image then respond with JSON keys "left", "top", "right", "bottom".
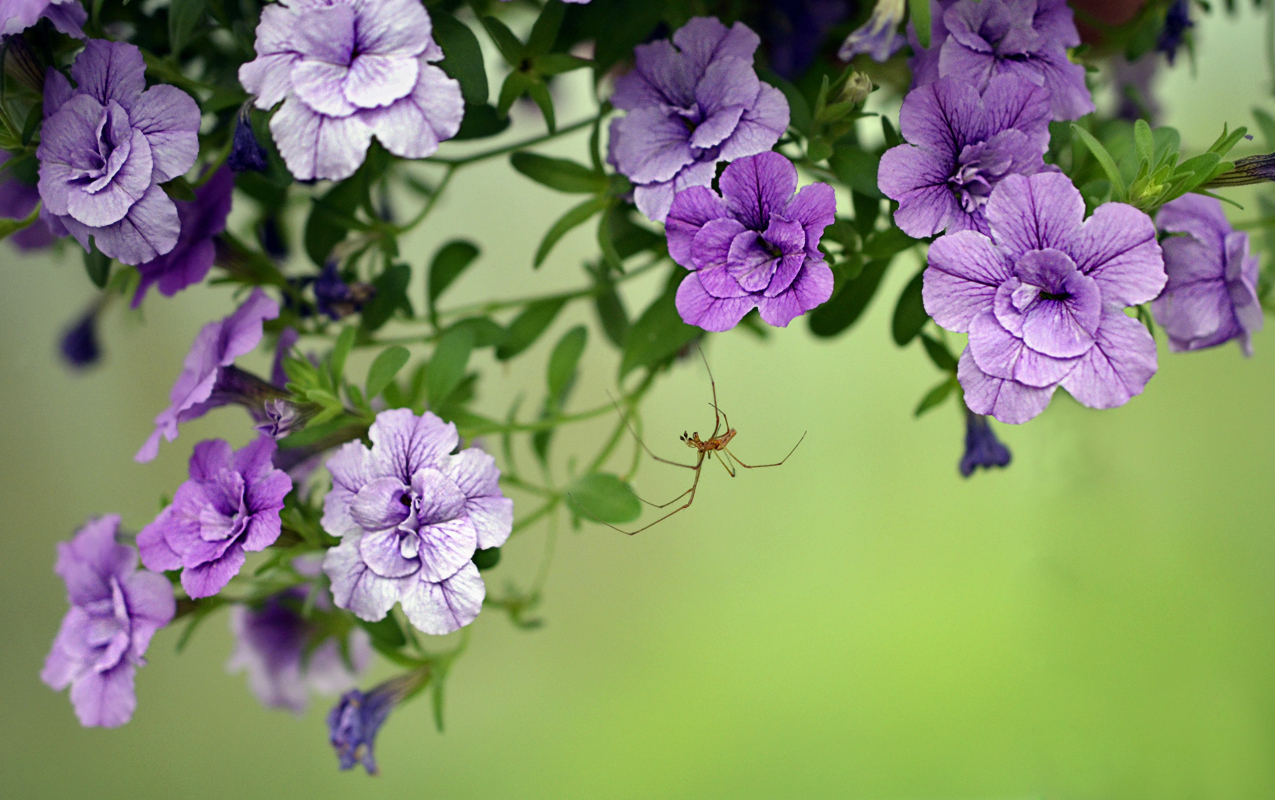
{"left": 960, "top": 411, "right": 1011, "bottom": 476}
{"left": 838, "top": 0, "right": 906, "bottom": 63}
{"left": 136, "top": 288, "right": 280, "bottom": 462}
{"left": 1, "top": 0, "right": 86, "bottom": 36}
{"left": 608, "top": 17, "right": 789, "bottom": 223}
{"left": 910, "top": 0, "right": 1093, "bottom": 122}
{"left": 322, "top": 409, "right": 513, "bottom": 635}
{"left": 878, "top": 74, "right": 1053, "bottom": 238}
{"left": 924, "top": 172, "right": 1166, "bottom": 424}
{"left": 132, "top": 167, "right": 234, "bottom": 308}
{"left": 59, "top": 304, "right": 101, "bottom": 368}
{"left": 665, "top": 151, "right": 835, "bottom": 331}
{"left": 1151, "top": 194, "right": 1263, "bottom": 355}
{"left": 38, "top": 40, "right": 201, "bottom": 264}
{"left": 239, "top": 0, "right": 464, "bottom": 181}
{"left": 328, "top": 671, "right": 425, "bottom": 774}
{"left": 0, "top": 153, "right": 56, "bottom": 250}
{"left": 138, "top": 436, "right": 292, "bottom": 598}
{"left": 41, "top": 515, "right": 175, "bottom": 728}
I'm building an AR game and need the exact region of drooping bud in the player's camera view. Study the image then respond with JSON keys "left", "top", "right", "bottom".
{"left": 1202, "top": 153, "right": 1275, "bottom": 188}
{"left": 227, "top": 105, "right": 269, "bottom": 173}
{"left": 959, "top": 411, "right": 1012, "bottom": 477}
{"left": 328, "top": 669, "right": 430, "bottom": 775}
{"left": 837, "top": 0, "right": 906, "bottom": 63}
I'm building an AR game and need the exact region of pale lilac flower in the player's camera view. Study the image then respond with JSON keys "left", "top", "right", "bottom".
{"left": 878, "top": 74, "right": 1053, "bottom": 238}
{"left": 37, "top": 40, "right": 201, "bottom": 264}
{"left": 137, "top": 436, "right": 292, "bottom": 598}
{"left": 838, "top": 0, "right": 906, "bottom": 63}
{"left": 239, "top": 0, "right": 464, "bottom": 182}
{"left": 608, "top": 17, "right": 790, "bottom": 222}
{"left": 0, "top": 153, "right": 56, "bottom": 250}
{"left": 327, "top": 670, "right": 424, "bottom": 774}
{"left": 0, "top": 0, "right": 86, "bottom": 37}
{"left": 924, "top": 173, "right": 1166, "bottom": 424}
{"left": 322, "top": 409, "right": 512, "bottom": 635}
{"left": 1151, "top": 194, "right": 1263, "bottom": 355}
{"left": 960, "top": 411, "right": 1011, "bottom": 476}
{"left": 136, "top": 288, "right": 280, "bottom": 462}
{"left": 41, "top": 515, "right": 175, "bottom": 728}
{"left": 666, "top": 151, "right": 835, "bottom": 331}
{"left": 132, "top": 167, "right": 234, "bottom": 308}
{"left": 909, "top": 0, "right": 1093, "bottom": 121}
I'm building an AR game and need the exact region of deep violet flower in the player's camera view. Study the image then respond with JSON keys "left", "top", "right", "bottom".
{"left": 1, "top": 0, "right": 87, "bottom": 37}
{"left": 1157, "top": 0, "right": 1192, "bottom": 65}
{"left": 135, "top": 288, "right": 280, "bottom": 462}
{"left": 1112, "top": 54, "right": 1161, "bottom": 125}
{"left": 959, "top": 411, "right": 1011, "bottom": 476}
{"left": 328, "top": 670, "right": 426, "bottom": 774}
{"left": 761, "top": 0, "right": 850, "bottom": 79}
{"left": 58, "top": 303, "right": 102, "bottom": 368}
{"left": 137, "top": 436, "right": 292, "bottom": 598}
{"left": 41, "top": 515, "right": 175, "bottom": 728}
{"left": 0, "top": 152, "right": 56, "bottom": 250}
{"left": 1151, "top": 194, "right": 1263, "bottom": 355}
{"left": 238, "top": 0, "right": 464, "bottom": 182}
{"left": 227, "top": 108, "right": 270, "bottom": 173}
{"left": 838, "top": 0, "right": 906, "bottom": 63}
{"left": 38, "top": 40, "right": 201, "bottom": 265}
{"left": 909, "top": 0, "right": 1093, "bottom": 122}
{"left": 132, "top": 167, "right": 234, "bottom": 308}
{"left": 321, "top": 409, "right": 513, "bottom": 635}
{"left": 271, "top": 326, "right": 300, "bottom": 388}
{"left": 923, "top": 172, "right": 1166, "bottom": 424}
{"left": 878, "top": 74, "right": 1054, "bottom": 238}
{"left": 665, "top": 151, "right": 835, "bottom": 331}
{"left": 608, "top": 17, "right": 790, "bottom": 223}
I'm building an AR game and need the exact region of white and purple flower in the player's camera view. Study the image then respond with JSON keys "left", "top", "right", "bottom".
{"left": 0, "top": 0, "right": 86, "bottom": 37}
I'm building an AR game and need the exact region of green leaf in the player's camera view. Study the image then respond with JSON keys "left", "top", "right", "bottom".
{"left": 304, "top": 176, "right": 364, "bottom": 266}
{"left": 450, "top": 316, "right": 505, "bottom": 348}
{"left": 536, "top": 53, "right": 591, "bottom": 75}
{"left": 168, "top": 0, "right": 207, "bottom": 55}
{"left": 360, "top": 263, "right": 412, "bottom": 332}
{"left": 1253, "top": 107, "right": 1275, "bottom": 149}
{"left": 909, "top": 0, "right": 932, "bottom": 49}
{"left": 567, "top": 473, "right": 641, "bottom": 524}
{"left": 881, "top": 116, "right": 902, "bottom": 149}
{"left": 862, "top": 226, "right": 918, "bottom": 260}
{"left": 534, "top": 195, "right": 610, "bottom": 267}
{"left": 428, "top": 240, "right": 480, "bottom": 313}
{"left": 830, "top": 147, "right": 884, "bottom": 199}
{"left": 496, "top": 297, "right": 567, "bottom": 361}
{"left": 472, "top": 547, "right": 501, "bottom": 571}
{"left": 428, "top": 325, "right": 474, "bottom": 406}
{"left": 891, "top": 269, "right": 927, "bottom": 346}
{"left": 919, "top": 332, "right": 958, "bottom": 372}
{"left": 480, "top": 15, "right": 525, "bottom": 66}
{"left": 497, "top": 70, "right": 535, "bottom": 117}
{"left": 1207, "top": 123, "right": 1248, "bottom": 157}
{"left": 914, "top": 376, "right": 956, "bottom": 417}
{"left": 758, "top": 67, "right": 811, "bottom": 135}
{"left": 852, "top": 190, "right": 880, "bottom": 237}
{"left": 619, "top": 280, "right": 700, "bottom": 377}
{"left": 358, "top": 615, "right": 406, "bottom": 649}
{"left": 510, "top": 152, "right": 608, "bottom": 193}
{"left": 594, "top": 284, "right": 629, "bottom": 348}
{"left": 526, "top": 80, "right": 556, "bottom": 133}
{"left": 329, "top": 325, "right": 357, "bottom": 385}
{"left": 1070, "top": 123, "right": 1127, "bottom": 201}
{"left": 547, "top": 325, "right": 587, "bottom": 402}
{"left": 808, "top": 258, "right": 891, "bottom": 338}
{"left": 83, "top": 240, "right": 111, "bottom": 288}
{"left": 1133, "top": 119, "right": 1154, "bottom": 166}
{"left": 366, "top": 345, "right": 410, "bottom": 401}
{"left": 433, "top": 11, "right": 488, "bottom": 105}
{"left": 455, "top": 103, "right": 512, "bottom": 140}
{"left": 526, "top": 0, "right": 566, "bottom": 56}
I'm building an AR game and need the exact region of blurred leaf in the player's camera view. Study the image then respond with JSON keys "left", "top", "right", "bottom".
{"left": 428, "top": 325, "right": 474, "bottom": 406}
{"left": 360, "top": 263, "right": 412, "bottom": 332}
{"left": 534, "top": 195, "right": 610, "bottom": 267}
{"left": 496, "top": 297, "right": 567, "bottom": 360}
{"left": 920, "top": 332, "right": 958, "bottom": 372}
{"left": 455, "top": 104, "right": 511, "bottom": 140}
{"left": 434, "top": 11, "right": 488, "bottom": 105}
{"left": 851, "top": 191, "right": 880, "bottom": 237}
{"left": 914, "top": 375, "right": 957, "bottom": 417}
{"left": 567, "top": 473, "right": 641, "bottom": 523}
{"left": 862, "top": 226, "right": 918, "bottom": 260}
{"left": 536, "top": 53, "right": 592, "bottom": 75}
{"left": 305, "top": 176, "right": 363, "bottom": 266}
{"left": 329, "top": 325, "right": 357, "bottom": 385}
{"left": 83, "top": 241, "right": 110, "bottom": 288}
{"left": 891, "top": 269, "right": 927, "bottom": 346}
{"left": 479, "top": 15, "right": 525, "bottom": 65}
{"left": 168, "top": 0, "right": 207, "bottom": 55}
{"left": 365, "top": 346, "right": 410, "bottom": 401}
{"left": 527, "top": 80, "right": 556, "bottom": 132}
{"left": 527, "top": 0, "right": 566, "bottom": 56}
{"left": 547, "top": 325, "right": 587, "bottom": 402}
{"left": 594, "top": 283, "right": 629, "bottom": 348}
{"left": 497, "top": 70, "right": 535, "bottom": 116}
{"left": 428, "top": 240, "right": 480, "bottom": 314}
{"left": 450, "top": 316, "right": 505, "bottom": 348}
{"left": 358, "top": 615, "right": 406, "bottom": 649}
{"left": 1253, "top": 107, "right": 1275, "bottom": 149}
{"left": 881, "top": 116, "right": 901, "bottom": 149}
{"left": 472, "top": 547, "right": 501, "bottom": 571}
{"left": 1134, "top": 119, "right": 1154, "bottom": 166}
{"left": 511, "top": 152, "right": 608, "bottom": 193}
{"left": 909, "top": 0, "right": 932, "bottom": 49}
{"left": 830, "top": 147, "right": 884, "bottom": 199}
{"left": 620, "top": 279, "right": 700, "bottom": 377}
{"left": 1070, "top": 124, "right": 1127, "bottom": 201}
{"left": 808, "top": 258, "right": 890, "bottom": 338}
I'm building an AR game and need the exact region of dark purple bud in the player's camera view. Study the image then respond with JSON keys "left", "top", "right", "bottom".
{"left": 328, "top": 670, "right": 427, "bottom": 775}
{"left": 1157, "top": 0, "right": 1193, "bottom": 65}
{"left": 228, "top": 107, "right": 269, "bottom": 173}
{"left": 58, "top": 307, "right": 101, "bottom": 368}
{"left": 960, "top": 411, "right": 1012, "bottom": 478}
{"left": 258, "top": 216, "right": 289, "bottom": 261}
{"left": 1203, "top": 153, "right": 1275, "bottom": 188}
{"left": 271, "top": 327, "right": 300, "bottom": 388}
{"left": 314, "top": 262, "right": 373, "bottom": 320}
{"left": 254, "top": 397, "right": 317, "bottom": 439}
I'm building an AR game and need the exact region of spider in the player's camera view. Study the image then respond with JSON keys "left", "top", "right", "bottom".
{"left": 582, "top": 347, "right": 806, "bottom": 536}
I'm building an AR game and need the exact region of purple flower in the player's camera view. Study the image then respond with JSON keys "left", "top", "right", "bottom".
{"left": 878, "top": 74, "right": 1054, "bottom": 238}
{"left": 228, "top": 579, "right": 371, "bottom": 714}
{"left": 1157, "top": 0, "right": 1192, "bottom": 65}
{"left": 665, "top": 151, "right": 835, "bottom": 331}
{"left": 37, "top": 40, "right": 201, "bottom": 265}
{"left": 1151, "top": 194, "right": 1263, "bottom": 356}
{"left": 136, "top": 288, "right": 280, "bottom": 462}
{"left": 608, "top": 17, "right": 790, "bottom": 223}
{"left": 838, "top": 0, "right": 906, "bottom": 63}
{"left": 137, "top": 436, "right": 292, "bottom": 598}
{"left": 321, "top": 409, "right": 513, "bottom": 635}
{"left": 228, "top": 107, "right": 270, "bottom": 173}
{"left": 0, "top": 0, "right": 86, "bottom": 37}
{"left": 314, "top": 261, "right": 364, "bottom": 320}
{"left": 271, "top": 326, "right": 300, "bottom": 388}
{"left": 41, "top": 515, "right": 175, "bottom": 728}
{"left": 238, "top": 0, "right": 464, "bottom": 182}
{"left": 58, "top": 304, "right": 101, "bottom": 368}
{"left": 0, "top": 152, "right": 56, "bottom": 250}
{"left": 1112, "top": 54, "right": 1161, "bottom": 125}
{"left": 959, "top": 411, "right": 1011, "bottom": 476}
{"left": 131, "top": 166, "right": 234, "bottom": 308}
{"left": 760, "top": 0, "right": 850, "bottom": 79}
{"left": 924, "top": 172, "right": 1166, "bottom": 424}
{"left": 327, "top": 670, "right": 424, "bottom": 774}
{"left": 910, "top": 0, "right": 1093, "bottom": 122}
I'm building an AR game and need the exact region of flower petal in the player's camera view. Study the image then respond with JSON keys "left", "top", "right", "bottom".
{"left": 399, "top": 561, "right": 485, "bottom": 635}
{"left": 957, "top": 345, "right": 1056, "bottom": 424}
{"left": 923, "top": 229, "right": 1013, "bottom": 331}
{"left": 1060, "top": 305, "right": 1158, "bottom": 410}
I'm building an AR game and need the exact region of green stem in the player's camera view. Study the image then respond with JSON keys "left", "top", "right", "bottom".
{"left": 424, "top": 115, "right": 598, "bottom": 167}
{"left": 510, "top": 498, "right": 559, "bottom": 535}
{"left": 389, "top": 165, "right": 455, "bottom": 234}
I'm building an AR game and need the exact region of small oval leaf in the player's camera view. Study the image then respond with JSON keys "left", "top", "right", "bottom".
{"left": 366, "top": 345, "right": 411, "bottom": 401}
{"left": 568, "top": 473, "right": 641, "bottom": 524}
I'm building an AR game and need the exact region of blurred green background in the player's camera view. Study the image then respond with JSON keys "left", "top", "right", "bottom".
{"left": 4, "top": 7, "right": 1275, "bottom": 799}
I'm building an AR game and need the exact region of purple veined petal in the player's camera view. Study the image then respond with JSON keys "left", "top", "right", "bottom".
{"left": 784, "top": 182, "right": 836, "bottom": 248}
{"left": 344, "top": 54, "right": 419, "bottom": 109}
{"left": 957, "top": 345, "right": 1056, "bottom": 424}
{"left": 1152, "top": 276, "right": 1230, "bottom": 350}
{"left": 674, "top": 17, "right": 761, "bottom": 71}
{"left": 181, "top": 544, "right": 247, "bottom": 598}
{"left": 879, "top": 144, "right": 962, "bottom": 238}
{"left": 271, "top": 97, "right": 374, "bottom": 182}
{"left": 399, "top": 561, "right": 485, "bottom": 635}
{"left": 43, "top": 67, "right": 75, "bottom": 116}
{"left": 326, "top": 439, "right": 379, "bottom": 495}
{"left": 358, "top": 528, "right": 420, "bottom": 578}
{"left": 1157, "top": 194, "right": 1229, "bottom": 251}
{"left": 325, "top": 538, "right": 407, "bottom": 621}
{"left": 1069, "top": 201, "right": 1164, "bottom": 306}
{"left": 968, "top": 309, "right": 1079, "bottom": 387}
{"left": 763, "top": 250, "right": 806, "bottom": 298}
{"left": 414, "top": 517, "right": 478, "bottom": 583}
{"left": 293, "top": 1, "right": 355, "bottom": 65}
{"left": 694, "top": 55, "right": 761, "bottom": 118}
{"left": 898, "top": 77, "right": 980, "bottom": 154}
{"left": 41, "top": 610, "right": 85, "bottom": 691}
{"left": 937, "top": 36, "right": 996, "bottom": 92}
{"left": 366, "top": 63, "right": 464, "bottom": 160}
{"left": 692, "top": 217, "right": 748, "bottom": 272}
{"left": 71, "top": 40, "right": 146, "bottom": 111}
{"left": 231, "top": 434, "right": 279, "bottom": 481}
{"left": 727, "top": 230, "right": 780, "bottom": 293}
{"left": 675, "top": 271, "right": 756, "bottom": 331}
{"left": 1014, "top": 249, "right": 1101, "bottom": 358}
{"left": 291, "top": 61, "right": 359, "bottom": 117}
{"left": 66, "top": 183, "right": 181, "bottom": 265}
{"left": 55, "top": 515, "right": 132, "bottom": 604}
{"left": 1060, "top": 304, "right": 1158, "bottom": 410}
{"left": 666, "top": 186, "right": 729, "bottom": 268}
{"left": 136, "top": 508, "right": 184, "bottom": 572}
{"left": 612, "top": 39, "right": 688, "bottom": 110}
{"left": 718, "top": 151, "right": 797, "bottom": 230}
{"left": 350, "top": 476, "right": 411, "bottom": 531}
{"left": 923, "top": 229, "right": 1013, "bottom": 331}
{"left": 249, "top": 1, "right": 300, "bottom": 57}
{"left": 369, "top": 409, "right": 459, "bottom": 483}
{"left": 36, "top": 93, "right": 104, "bottom": 217}
{"left": 716, "top": 82, "right": 789, "bottom": 163}
{"left": 411, "top": 468, "right": 467, "bottom": 525}
{"left": 119, "top": 570, "right": 176, "bottom": 649}
{"left": 240, "top": 52, "right": 301, "bottom": 110}
{"left": 353, "top": 0, "right": 432, "bottom": 57}
{"left": 697, "top": 263, "right": 749, "bottom": 299}
{"left": 66, "top": 129, "right": 153, "bottom": 228}
{"left": 129, "top": 85, "right": 201, "bottom": 183}
{"left": 613, "top": 107, "right": 695, "bottom": 185}
{"left": 188, "top": 438, "right": 234, "bottom": 483}
{"left": 465, "top": 496, "right": 514, "bottom": 550}
{"left": 983, "top": 172, "right": 1083, "bottom": 259}
{"left": 976, "top": 73, "right": 1053, "bottom": 147}
{"left": 633, "top": 180, "right": 677, "bottom": 225}
{"left": 440, "top": 449, "right": 501, "bottom": 500}
{"left": 1031, "top": 45, "right": 1095, "bottom": 121}
{"left": 756, "top": 259, "right": 832, "bottom": 327}
{"left": 241, "top": 510, "right": 285, "bottom": 553}
{"left": 244, "top": 471, "right": 292, "bottom": 523}
{"left": 690, "top": 106, "right": 745, "bottom": 150}
{"left": 68, "top": 661, "right": 137, "bottom": 728}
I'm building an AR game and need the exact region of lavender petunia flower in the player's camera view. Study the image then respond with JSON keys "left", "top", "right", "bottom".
{"left": 136, "top": 287, "right": 280, "bottom": 462}
{"left": 878, "top": 74, "right": 1054, "bottom": 238}
{"left": 924, "top": 172, "right": 1166, "bottom": 424}
{"left": 327, "top": 670, "right": 425, "bottom": 774}
{"left": 138, "top": 436, "right": 292, "bottom": 598}
{"left": 1, "top": 0, "right": 87, "bottom": 37}
{"left": 608, "top": 17, "right": 790, "bottom": 223}
{"left": 959, "top": 411, "right": 1011, "bottom": 476}
{"left": 41, "top": 515, "right": 175, "bottom": 728}
{"left": 910, "top": 0, "right": 1093, "bottom": 122}
{"left": 665, "top": 151, "right": 835, "bottom": 331}
{"left": 0, "top": 153, "right": 56, "bottom": 250}
{"left": 1151, "top": 194, "right": 1263, "bottom": 355}
{"left": 238, "top": 0, "right": 464, "bottom": 182}
{"left": 321, "top": 408, "right": 512, "bottom": 635}
{"left": 37, "top": 40, "right": 201, "bottom": 265}
{"left": 838, "top": 0, "right": 907, "bottom": 63}
{"left": 132, "top": 167, "right": 234, "bottom": 308}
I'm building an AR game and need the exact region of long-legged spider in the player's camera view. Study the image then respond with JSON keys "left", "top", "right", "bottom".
{"left": 584, "top": 347, "right": 806, "bottom": 536}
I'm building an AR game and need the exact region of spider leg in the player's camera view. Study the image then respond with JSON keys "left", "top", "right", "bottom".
{"left": 606, "top": 390, "right": 696, "bottom": 470}
{"left": 636, "top": 485, "right": 694, "bottom": 509}
{"left": 723, "top": 431, "right": 807, "bottom": 469}
{"left": 574, "top": 459, "right": 704, "bottom": 535}
{"left": 696, "top": 343, "right": 724, "bottom": 440}
{"left": 715, "top": 450, "right": 736, "bottom": 477}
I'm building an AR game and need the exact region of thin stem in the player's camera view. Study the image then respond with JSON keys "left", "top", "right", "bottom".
{"left": 388, "top": 165, "right": 455, "bottom": 234}
{"left": 500, "top": 474, "right": 558, "bottom": 498}
{"left": 1233, "top": 215, "right": 1275, "bottom": 230}
{"left": 510, "top": 498, "right": 559, "bottom": 536}
{"left": 424, "top": 116, "right": 598, "bottom": 167}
